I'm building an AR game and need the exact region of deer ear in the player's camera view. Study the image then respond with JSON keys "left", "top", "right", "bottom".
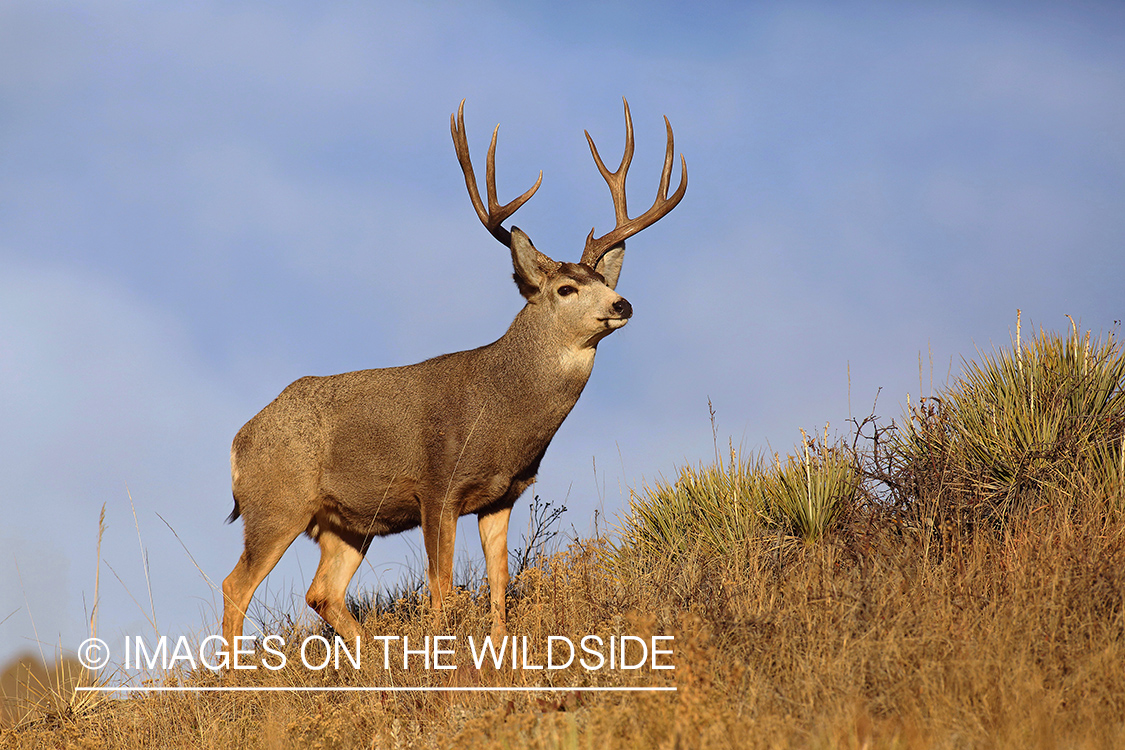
{"left": 594, "top": 244, "right": 624, "bottom": 290}
{"left": 510, "top": 227, "right": 549, "bottom": 299}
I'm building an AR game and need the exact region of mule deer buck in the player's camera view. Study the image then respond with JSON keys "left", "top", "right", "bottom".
{"left": 221, "top": 99, "right": 686, "bottom": 648}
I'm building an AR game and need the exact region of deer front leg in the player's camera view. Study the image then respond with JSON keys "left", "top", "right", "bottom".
{"left": 478, "top": 506, "right": 512, "bottom": 640}
{"left": 420, "top": 501, "right": 458, "bottom": 625}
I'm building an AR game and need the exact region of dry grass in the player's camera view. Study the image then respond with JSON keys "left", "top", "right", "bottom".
{"left": 4, "top": 498, "right": 1125, "bottom": 749}
{"left": 5, "top": 322, "right": 1124, "bottom": 748}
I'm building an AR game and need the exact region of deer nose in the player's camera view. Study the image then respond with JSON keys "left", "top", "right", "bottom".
{"left": 612, "top": 297, "right": 633, "bottom": 319}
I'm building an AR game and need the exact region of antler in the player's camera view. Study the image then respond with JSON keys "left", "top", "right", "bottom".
{"left": 451, "top": 100, "right": 552, "bottom": 260}
{"left": 580, "top": 98, "right": 687, "bottom": 268}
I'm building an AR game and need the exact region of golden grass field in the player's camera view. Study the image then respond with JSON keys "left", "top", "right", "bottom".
{"left": 3, "top": 322, "right": 1123, "bottom": 748}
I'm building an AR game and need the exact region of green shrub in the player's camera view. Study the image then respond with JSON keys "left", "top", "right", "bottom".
{"left": 617, "top": 430, "right": 859, "bottom": 559}
{"left": 896, "top": 320, "right": 1125, "bottom": 526}
{"left": 761, "top": 429, "right": 859, "bottom": 543}
{"left": 618, "top": 319, "right": 1124, "bottom": 560}
{"left": 617, "top": 451, "right": 768, "bottom": 560}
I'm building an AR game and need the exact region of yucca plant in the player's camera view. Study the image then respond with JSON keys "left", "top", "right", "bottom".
{"left": 617, "top": 450, "right": 769, "bottom": 560}
{"left": 618, "top": 430, "right": 860, "bottom": 561}
{"left": 897, "top": 317, "right": 1125, "bottom": 526}
{"left": 762, "top": 427, "right": 859, "bottom": 543}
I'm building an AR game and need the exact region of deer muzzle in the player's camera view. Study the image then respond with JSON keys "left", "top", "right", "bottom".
{"left": 600, "top": 296, "right": 632, "bottom": 329}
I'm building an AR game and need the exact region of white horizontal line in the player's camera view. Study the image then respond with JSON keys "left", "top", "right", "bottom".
{"left": 77, "top": 686, "right": 675, "bottom": 693}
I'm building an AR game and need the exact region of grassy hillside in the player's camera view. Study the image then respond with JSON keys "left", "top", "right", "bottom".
{"left": 3, "top": 321, "right": 1124, "bottom": 748}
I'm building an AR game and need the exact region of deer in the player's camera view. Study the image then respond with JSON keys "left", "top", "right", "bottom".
{"left": 220, "top": 98, "right": 686, "bottom": 651}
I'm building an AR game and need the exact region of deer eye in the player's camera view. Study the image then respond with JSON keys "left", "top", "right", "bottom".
{"left": 557, "top": 285, "right": 577, "bottom": 297}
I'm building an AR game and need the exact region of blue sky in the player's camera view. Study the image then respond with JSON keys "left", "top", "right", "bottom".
{"left": 2, "top": 1, "right": 1123, "bottom": 670}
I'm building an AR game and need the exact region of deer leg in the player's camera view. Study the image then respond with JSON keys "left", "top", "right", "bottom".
{"left": 221, "top": 522, "right": 305, "bottom": 652}
{"left": 420, "top": 502, "right": 458, "bottom": 623}
{"left": 478, "top": 506, "right": 512, "bottom": 639}
{"left": 305, "top": 528, "right": 367, "bottom": 641}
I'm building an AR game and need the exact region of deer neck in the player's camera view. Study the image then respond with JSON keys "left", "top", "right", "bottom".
{"left": 485, "top": 305, "right": 598, "bottom": 410}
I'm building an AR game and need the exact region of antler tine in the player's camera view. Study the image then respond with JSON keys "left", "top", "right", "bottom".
{"left": 584, "top": 97, "right": 634, "bottom": 227}
{"left": 451, "top": 101, "right": 489, "bottom": 230}
{"left": 657, "top": 115, "right": 675, "bottom": 200}
{"left": 580, "top": 98, "right": 687, "bottom": 267}
{"left": 450, "top": 99, "right": 542, "bottom": 248}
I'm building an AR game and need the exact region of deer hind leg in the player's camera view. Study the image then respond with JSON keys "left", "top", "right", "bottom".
{"left": 420, "top": 502, "right": 458, "bottom": 623}
{"left": 221, "top": 516, "right": 307, "bottom": 651}
{"left": 305, "top": 526, "right": 367, "bottom": 641}
{"left": 478, "top": 506, "right": 512, "bottom": 639}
